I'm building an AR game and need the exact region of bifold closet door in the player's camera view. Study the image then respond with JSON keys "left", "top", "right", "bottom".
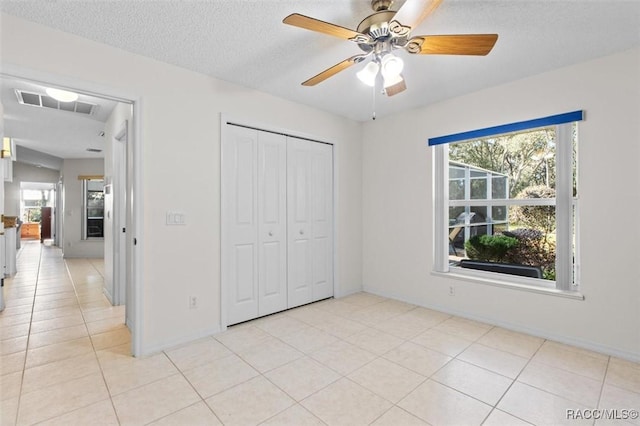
{"left": 222, "top": 125, "right": 287, "bottom": 325}
{"left": 287, "top": 138, "right": 334, "bottom": 308}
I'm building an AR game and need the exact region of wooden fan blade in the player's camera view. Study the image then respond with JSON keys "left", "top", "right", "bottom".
{"left": 408, "top": 34, "right": 499, "bottom": 55}
{"left": 385, "top": 76, "right": 407, "bottom": 97}
{"left": 392, "top": 0, "right": 443, "bottom": 30}
{"left": 302, "top": 56, "right": 361, "bottom": 86}
{"left": 283, "top": 13, "right": 363, "bottom": 40}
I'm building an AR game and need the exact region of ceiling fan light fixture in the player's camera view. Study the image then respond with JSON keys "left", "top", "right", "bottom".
{"left": 45, "top": 88, "right": 79, "bottom": 103}
{"left": 383, "top": 73, "right": 403, "bottom": 88}
{"left": 357, "top": 61, "right": 380, "bottom": 87}
{"left": 381, "top": 54, "right": 404, "bottom": 78}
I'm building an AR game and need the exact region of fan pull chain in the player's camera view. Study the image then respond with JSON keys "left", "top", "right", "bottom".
{"left": 372, "top": 80, "right": 376, "bottom": 120}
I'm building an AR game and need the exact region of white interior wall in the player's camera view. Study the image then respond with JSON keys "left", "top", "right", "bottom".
{"left": 4, "top": 162, "right": 60, "bottom": 217}
{"left": 0, "top": 13, "right": 363, "bottom": 354}
{"left": 60, "top": 158, "right": 105, "bottom": 258}
{"left": 362, "top": 48, "right": 640, "bottom": 361}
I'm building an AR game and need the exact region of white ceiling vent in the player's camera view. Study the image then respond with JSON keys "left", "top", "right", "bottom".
{"left": 15, "top": 89, "right": 98, "bottom": 115}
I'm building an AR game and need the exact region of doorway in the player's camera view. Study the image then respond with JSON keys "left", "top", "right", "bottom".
{"left": 1, "top": 70, "right": 142, "bottom": 356}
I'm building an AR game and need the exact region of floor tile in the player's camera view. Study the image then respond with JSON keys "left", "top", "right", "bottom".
{"left": 164, "top": 337, "right": 232, "bottom": 371}
{"left": 148, "top": 401, "right": 222, "bottom": 426}
{"left": 265, "top": 356, "right": 341, "bottom": 401}
{"left": 398, "top": 379, "right": 492, "bottom": 426}
{"left": 254, "top": 315, "right": 310, "bottom": 338}
{"left": 279, "top": 326, "right": 340, "bottom": 354}
{"left": 206, "top": 376, "right": 294, "bottom": 426}
{"left": 215, "top": 325, "right": 271, "bottom": 353}
{"left": 371, "top": 406, "right": 429, "bottom": 425}
{"left": 90, "top": 327, "right": 131, "bottom": 350}
{"left": 0, "top": 396, "right": 19, "bottom": 426}
{"left": 498, "top": 382, "right": 591, "bottom": 425}
{"left": 85, "top": 316, "right": 127, "bottom": 335}
{"left": 30, "top": 312, "right": 85, "bottom": 334}
{"left": 235, "top": 336, "right": 303, "bottom": 373}
{"left": 533, "top": 340, "right": 609, "bottom": 381}
{"left": 383, "top": 341, "right": 452, "bottom": 377}
{"left": 0, "top": 351, "right": 27, "bottom": 375}
{"left": 28, "top": 324, "right": 89, "bottom": 349}
{"left": 21, "top": 352, "right": 101, "bottom": 394}
{"left": 431, "top": 316, "right": 493, "bottom": 341}
{"left": 17, "top": 372, "right": 110, "bottom": 425}
{"left": 101, "top": 352, "right": 179, "bottom": 396}
{"left": 261, "top": 403, "right": 325, "bottom": 426}
{"left": 348, "top": 357, "right": 426, "bottom": 403}
{"left": 25, "top": 336, "right": 94, "bottom": 368}
{"left": 0, "top": 371, "right": 22, "bottom": 401}
{"left": 373, "top": 312, "right": 437, "bottom": 340}
{"left": 301, "top": 378, "right": 392, "bottom": 426}
{"left": 483, "top": 409, "right": 533, "bottom": 425}
{"left": 112, "top": 374, "right": 201, "bottom": 426}
{"left": 344, "top": 327, "right": 403, "bottom": 355}
{"left": 458, "top": 343, "right": 529, "bottom": 379}
{"left": 606, "top": 357, "right": 640, "bottom": 394}
{"left": 182, "top": 353, "right": 259, "bottom": 399}
{"left": 310, "top": 340, "right": 377, "bottom": 376}
{"left": 340, "top": 292, "right": 386, "bottom": 307}
{"left": 477, "top": 327, "right": 544, "bottom": 359}
{"left": 0, "top": 336, "right": 28, "bottom": 356}
{"left": 314, "top": 316, "right": 368, "bottom": 339}
{"left": 1, "top": 323, "right": 30, "bottom": 341}
{"left": 36, "top": 399, "right": 119, "bottom": 426}
{"left": 598, "top": 385, "right": 640, "bottom": 426}
{"left": 411, "top": 328, "right": 474, "bottom": 357}
{"left": 432, "top": 359, "right": 513, "bottom": 405}
{"left": 518, "top": 360, "right": 603, "bottom": 407}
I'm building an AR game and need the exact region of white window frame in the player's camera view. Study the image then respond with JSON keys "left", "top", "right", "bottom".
{"left": 81, "top": 178, "right": 105, "bottom": 240}
{"left": 433, "top": 120, "right": 580, "bottom": 296}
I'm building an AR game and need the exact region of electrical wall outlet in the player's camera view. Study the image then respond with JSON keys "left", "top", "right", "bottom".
{"left": 189, "top": 296, "right": 197, "bottom": 309}
{"left": 449, "top": 286, "right": 455, "bottom": 296}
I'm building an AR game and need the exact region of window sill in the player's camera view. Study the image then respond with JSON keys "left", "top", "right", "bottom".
{"left": 431, "top": 269, "right": 584, "bottom": 300}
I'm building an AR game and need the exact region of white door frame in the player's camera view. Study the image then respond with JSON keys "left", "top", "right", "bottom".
{"left": 0, "top": 65, "right": 145, "bottom": 357}
{"left": 113, "top": 122, "right": 128, "bottom": 306}
{"left": 220, "top": 114, "right": 337, "bottom": 330}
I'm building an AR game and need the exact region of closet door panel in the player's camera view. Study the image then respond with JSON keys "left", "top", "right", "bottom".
{"left": 222, "top": 125, "right": 259, "bottom": 325}
{"left": 258, "top": 132, "right": 287, "bottom": 316}
{"left": 311, "top": 143, "right": 334, "bottom": 301}
{"left": 287, "top": 139, "right": 313, "bottom": 308}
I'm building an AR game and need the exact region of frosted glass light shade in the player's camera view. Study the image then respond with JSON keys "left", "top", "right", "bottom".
{"left": 357, "top": 61, "right": 380, "bottom": 87}
{"left": 381, "top": 54, "right": 404, "bottom": 78}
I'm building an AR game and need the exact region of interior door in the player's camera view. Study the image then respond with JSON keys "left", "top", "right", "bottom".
{"left": 257, "top": 132, "right": 287, "bottom": 316}
{"left": 310, "top": 143, "right": 334, "bottom": 301}
{"left": 287, "top": 138, "right": 334, "bottom": 308}
{"left": 222, "top": 125, "right": 259, "bottom": 325}
{"left": 40, "top": 207, "right": 52, "bottom": 240}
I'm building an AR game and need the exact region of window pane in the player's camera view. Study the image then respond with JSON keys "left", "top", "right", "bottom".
{"left": 492, "top": 176, "right": 507, "bottom": 199}
{"left": 449, "top": 180, "right": 465, "bottom": 200}
{"left": 470, "top": 178, "right": 487, "bottom": 199}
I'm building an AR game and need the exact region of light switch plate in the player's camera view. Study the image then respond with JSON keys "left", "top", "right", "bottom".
{"left": 166, "top": 212, "right": 186, "bottom": 225}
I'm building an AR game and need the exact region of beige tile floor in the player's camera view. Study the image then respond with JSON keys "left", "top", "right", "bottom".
{"left": 1, "top": 241, "right": 639, "bottom": 425}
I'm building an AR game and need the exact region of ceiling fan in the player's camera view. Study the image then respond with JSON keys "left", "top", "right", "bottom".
{"left": 283, "top": 0, "right": 498, "bottom": 97}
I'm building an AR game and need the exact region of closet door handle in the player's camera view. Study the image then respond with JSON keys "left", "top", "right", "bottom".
{"left": 299, "top": 229, "right": 305, "bottom": 235}
{"left": 268, "top": 231, "right": 273, "bottom": 237}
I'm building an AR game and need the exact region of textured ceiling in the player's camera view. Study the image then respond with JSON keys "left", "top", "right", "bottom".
{"left": 2, "top": 0, "right": 640, "bottom": 125}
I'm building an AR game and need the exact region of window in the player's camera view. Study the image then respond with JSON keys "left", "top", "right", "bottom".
{"left": 432, "top": 112, "right": 582, "bottom": 292}
{"left": 82, "top": 178, "right": 104, "bottom": 239}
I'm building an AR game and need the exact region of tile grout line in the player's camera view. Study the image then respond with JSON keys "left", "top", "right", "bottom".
{"left": 63, "top": 256, "right": 124, "bottom": 425}
{"left": 13, "top": 241, "right": 43, "bottom": 426}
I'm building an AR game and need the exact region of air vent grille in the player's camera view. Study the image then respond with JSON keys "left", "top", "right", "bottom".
{"left": 15, "top": 89, "right": 98, "bottom": 115}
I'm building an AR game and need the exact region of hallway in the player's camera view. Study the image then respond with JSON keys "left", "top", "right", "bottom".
{"left": 0, "top": 240, "right": 127, "bottom": 425}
